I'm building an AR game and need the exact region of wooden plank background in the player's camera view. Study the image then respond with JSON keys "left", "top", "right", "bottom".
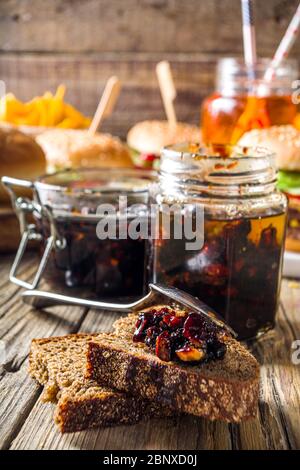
{"left": 0, "top": 253, "right": 299, "bottom": 450}
{"left": 0, "top": 0, "right": 299, "bottom": 137}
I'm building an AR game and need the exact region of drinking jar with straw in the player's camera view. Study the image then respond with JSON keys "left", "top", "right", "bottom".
{"left": 201, "top": 0, "right": 300, "bottom": 145}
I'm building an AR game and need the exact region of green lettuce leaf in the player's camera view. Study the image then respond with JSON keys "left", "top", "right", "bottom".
{"left": 277, "top": 171, "right": 300, "bottom": 194}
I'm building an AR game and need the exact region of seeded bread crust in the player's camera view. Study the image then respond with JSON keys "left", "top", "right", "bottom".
{"left": 87, "top": 313, "right": 260, "bottom": 423}
{"left": 29, "top": 333, "right": 173, "bottom": 433}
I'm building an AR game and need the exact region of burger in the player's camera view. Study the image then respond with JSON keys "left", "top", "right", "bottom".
{"left": 0, "top": 126, "right": 46, "bottom": 203}
{"left": 238, "top": 125, "right": 300, "bottom": 252}
{"left": 36, "top": 129, "right": 134, "bottom": 172}
{"left": 0, "top": 127, "right": 46, "bottom": 252}
{"left": 127, "top": 120, "right": 201, "bottom": 169}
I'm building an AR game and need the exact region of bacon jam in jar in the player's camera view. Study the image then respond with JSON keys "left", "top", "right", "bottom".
{"left": 149, "top": 143, "right": 287, "bottom": 339}
{"left": 32, "top": 168, "right": 155, "bottom": 298}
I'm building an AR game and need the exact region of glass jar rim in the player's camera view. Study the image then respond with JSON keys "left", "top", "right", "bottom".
{"left": 35, "top": 167, "right": 157, "bottom": 195}
{"left": 160, "top": 143, "right": 277, "bottom": 198}
{"left": 162, "top": 142, "right": 275, "bottom": 161}
{"left": 216, "top": 57, "right": 298, "bottom": 95}
{"left": 31, "top": 167, "right": 156, "bottom": 222}
{"left": 217, "top": 56, "right": 298, "bottom": 72}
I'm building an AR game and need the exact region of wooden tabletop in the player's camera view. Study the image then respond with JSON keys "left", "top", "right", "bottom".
{"left": 0, "top": 253, "right": 299, "bottom": 450}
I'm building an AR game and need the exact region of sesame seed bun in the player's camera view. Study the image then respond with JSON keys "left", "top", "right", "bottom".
{"left": 37, "top": 129, "right": 134, "bottom": 172}
{"left": 127, "top": 120, "right": 201, "bottom": 155}
{"left": 238, "top": 125, "right": 300, "bottom": 171}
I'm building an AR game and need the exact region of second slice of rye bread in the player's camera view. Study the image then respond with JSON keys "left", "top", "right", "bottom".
{"left": 87, "top": 313, "right": 260, "bottom": 423}
{"left": 29, "top": 334, "right": 173, "bottom": 433}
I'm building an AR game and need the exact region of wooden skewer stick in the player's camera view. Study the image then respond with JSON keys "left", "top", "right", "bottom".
{"left": 88, "top": 76, "right": 121, "bottom": 135}
{"left": 156, "top": 61, "right": 177, "bottom": 128}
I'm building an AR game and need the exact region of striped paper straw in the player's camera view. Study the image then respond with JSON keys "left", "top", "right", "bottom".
{"left": 241, "top": 0, "right": 257, "bottom": 67}
{"left": 264, "top": 2, "right": 300, "bottom": 82}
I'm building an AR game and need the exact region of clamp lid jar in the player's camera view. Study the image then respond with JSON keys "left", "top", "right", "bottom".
{"left": 149, "top": 143, "right": 288, "bottom": 339}
{"left": 3, "top": 167, "right": 156, "bottom": 299}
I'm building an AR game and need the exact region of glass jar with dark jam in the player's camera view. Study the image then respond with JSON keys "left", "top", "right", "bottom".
{"left": 148, "top": 143, "right": 288, "bottom": 339}
{"left": 31, "top": 168, "right": 155, "bottom": 299}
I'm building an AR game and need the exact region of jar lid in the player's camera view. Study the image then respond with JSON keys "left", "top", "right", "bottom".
{"left": 36, "top": 167, "right": 156, "bottom": 194}
{"left": 33, "top": 167, "right": 156, "bottom": 219}
{"left": 161, "top": 142, "right": 275, "bottom": 174}
{"left": 160, "top": 143, "right": 277, "bottom": 197}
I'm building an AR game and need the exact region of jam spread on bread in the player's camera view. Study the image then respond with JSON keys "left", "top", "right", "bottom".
{"left": 133, "top": 306, "right": 229, "bottom": 363}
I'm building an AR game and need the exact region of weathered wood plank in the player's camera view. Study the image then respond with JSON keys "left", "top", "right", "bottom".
{"left": 6, "top": 294, "right": 295, "bottom": 450}
{"left": 5, "top": 297, "right": 300, "bottom": 451}
{"left": 0, "top": 257, "right": 38, "bottom": 312}
{"left": 281, "top": 280, "right": 300, "bottom": 335}
{"left": 274, "top": 280, "right": 300, "bottom": 448}
{"left": 0, "top": 363, "right": 40, "bottom": 450}
{"left": 224, "top": 280, "right": 300, "bottom": 450}
{"left": 0, "top": 253, "right": 34, "bottom": 289}
{"left": 0, "top": 280, "right": 88, "bottom": 449}
{"left": 0, "top": 53, "right": 210, "bottom": 137}
{"left": 1, "top": 49, "right": 299, "bottom": 138}
{"left": 0, "top": 297, "right": 87, "bottom": 370}
{"left": 2, "top": 252, "right": 300, "bottom": 450}
{"left": 79, "top": 308, "right": 125, "bottom": 334}
{"left": 0, "top": 255, "right": 89, "bottom": 450}
{"left": 1, "top": 0, "right": 300, "bottom": 56}
{"left": 11, "top": 405, "right": 232, "bottom": 450}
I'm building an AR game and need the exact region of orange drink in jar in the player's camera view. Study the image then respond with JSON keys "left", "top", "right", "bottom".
{"left": 201, "top": 58, "right": 298, "bottom": 144}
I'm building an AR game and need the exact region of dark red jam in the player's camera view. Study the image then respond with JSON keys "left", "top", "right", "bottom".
{"left": 133, "top": 306, "right": 228, "bottom": 364}
{"left": 37, "top": 215, "right": 147, "bottom": 298}
{"left": 149, "top": 212, "right": 286, "bottom": 339}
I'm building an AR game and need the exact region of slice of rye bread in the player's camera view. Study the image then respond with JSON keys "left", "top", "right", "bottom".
{"left": 87, "top": 313, "right": 260, "bottom": 423}
{"left": 29, "top": 334, "right": 174, "bottom": 433}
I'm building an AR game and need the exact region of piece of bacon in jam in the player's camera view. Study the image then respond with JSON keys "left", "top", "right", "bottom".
{"left": 133, "top": 306, "right": 228, "bottom": 364}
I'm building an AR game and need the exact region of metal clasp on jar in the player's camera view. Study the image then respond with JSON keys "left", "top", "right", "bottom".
{"left": 1, "top": 176, "right": 66, "bottom": 290}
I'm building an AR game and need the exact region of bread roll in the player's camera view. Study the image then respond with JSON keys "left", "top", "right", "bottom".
{"left": 0, "top": 127, "right": 46, "bottom": 202}
{"left": 37, "top": 129, "right": 134, "bottom": 172}
{"left": 127, "top": 120, "right": 201, "bottom": 155}
{"left": 0, "top": 205, "right": 21, "bottom": 253}
{"left": 238, "top": 125, "right": 300, "bottom": 171}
